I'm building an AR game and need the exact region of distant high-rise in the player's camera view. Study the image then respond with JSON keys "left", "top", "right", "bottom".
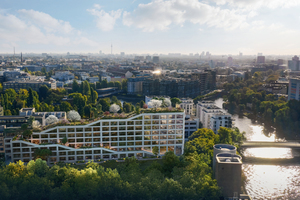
{"left": 120, "top": 52, "right": 125, "bottom": 56}
{"left": 288, "top": 78, "right": 300, "bottom": 100}
{"left": 257, "top": 53, "right": 263, "bottom": 56}
{"left": 239, "top": 52, "right": 243, "bottom": 57}
{"left": 257, "top": 56, "right": 265, "bottom": 64}
{"left": 21, "top": 52, "right": 22, "bottom": 63}
{"left": 227, "top": 57, "right": 233, "bottom": 66}
{"left": 209, "top": 60, "right": 215, "bottom": 68}
{"left": 189, "top": 53, "right": 193, "bottom": 56}
{"left": 288, "top": 55, "right": 300, "bottom": 71}
{"left": 146, "top": 55, "right": 151, "bottom": 61}
{"left": 99, "top": 50, "right": 102, "bottom": 55}
{"left": 153, "top": 56, "right": 159, "bottom": 63}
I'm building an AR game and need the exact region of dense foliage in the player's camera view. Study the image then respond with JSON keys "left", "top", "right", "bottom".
{"left": 0, "top": 127, "right": 244, "bottom": 200}
{"left": 222, "top": 70, "right": 300, "bottom": 139}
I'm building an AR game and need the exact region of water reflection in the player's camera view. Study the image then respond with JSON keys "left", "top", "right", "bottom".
{"left": 213, "top": 98, "right": 300, "bottom": 199}
{"left": 243, "top": 165, "right": 300, "bottom": 200}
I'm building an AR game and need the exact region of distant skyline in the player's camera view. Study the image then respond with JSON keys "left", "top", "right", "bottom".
{"left": 0, "top": 0, "right": 300, "bottom": 55}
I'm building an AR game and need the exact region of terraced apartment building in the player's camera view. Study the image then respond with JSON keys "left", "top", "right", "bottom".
{"left": 8, "top": 111, "right": 185, "bottom": 163}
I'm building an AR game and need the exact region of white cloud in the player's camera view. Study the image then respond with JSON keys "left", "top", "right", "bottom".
{"left": 18, "top": 9, "right": 73, "bottom": 34}
{"left": 210, "top": 0, "right": 300, "bottom": 10}
{"left": 123, "top": 0, "right": 249, "bottom": 32}
{"left": 0, "top": 10, "right": 98, "bottom": 50}
{"left": 87, "top": 5, "right": 122, "bottom": 31}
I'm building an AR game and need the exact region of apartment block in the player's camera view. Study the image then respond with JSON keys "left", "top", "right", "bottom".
{"left": 180, "top": 98, "right": 194, "bottom": 116}
{"left": 210, "top": 113, "right": 232, "bottom": 134}
{"left": 8, "top": 112, "right": 185, "bottom": 163}
{"left": 3, "top": 80, "right": 56, "bottom": 92}
{"left": 197, "top": 101, "right": 232, "bottom": 133}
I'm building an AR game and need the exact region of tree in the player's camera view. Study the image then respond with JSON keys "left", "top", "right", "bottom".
{"left": 67, "top": 110, "right": 81, "bottom": 121}
{"left": 122, "top": 79, "right": 128, "bottom": 92}
{"left": 171, "top": 97, "right": 181, "bottom": 107}
{"left": 32, "top": 120, "right": 41, "bottom": 129}
{"left": 72, "top": 80, "right": 80, "bottom": 92}
{"left": 148, "top": 99, "right": 162, "bottom": 109}
{"left": 27, "top": 88, "right": 35, "bottom": 107}
{"left": 22, "top": 130, "right": 33, "bottom": 138}
{"left": 101, "top": 79, "right": 108, "bottom": 88}
{"left": 39, "top": 85, "right": 49, "bottom": 101}
{"left": 99, "top": 99, "right": 110, "bottom": 112}
{"left": 41, "top": 67, "right": 47, "bottom": 74}
{"left": 34, "top": 149, "right": 52, "bottom": 163}
{"left": 110, "top": 104, "right": 120, "bottom": 113}
{"left": 18, "top": 89, "right": 29, "bottom": 101}
{"left": 218, "top": 127, "right": 233, "bottom": 145}
{"left": 162, "top": 98, "right": 172, "bottom": 107}
{"left": 70, "top": 93, "right": 87, "bottom": 115}
{"left": 60, "top": 101, "right": 72, "bottom": 112}
{"left": 123, "top": 102, "right": 132, "bottom": 113}
{"left": 62, "top": 137, "right": 68, "bottom": 144}
{"left": 90, "top": 88, "right": 98, "bottom": 104}
{"left": 83, "top": 105, "right": 92, "bottom": 118}
{"left": 82, "top": 80, "right": 91, "bottom": 96}
{"left": 152, "top": 146, "right": 159, "bottom": 156}
{"left": 45, "top": 115, "right": 59, "bottom": 125}
{"left": 108, "top": 82, "right": 115, "bottom": 87}
{"left": 114, "top": 81, "right": 122, "bottom": 90}
{"left": 27, "top": 158, "right": 49, "bottom": 177}
{"left": 5, "top": 89, "right": 17, "bottom": 103}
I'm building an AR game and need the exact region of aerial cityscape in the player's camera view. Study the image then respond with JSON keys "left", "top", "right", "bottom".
{"left": 1, "top": 0, "right": 300, "bottom": 200}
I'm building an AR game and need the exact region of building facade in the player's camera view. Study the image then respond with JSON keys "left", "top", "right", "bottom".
{"left": 8, "top": 112, "right": 185, "bottom": 163}
{"left": 288, "top": 78, "right": 300, "bottom": 100}
{"left": 180, "top": 98, "right": 194, "bottom": 116}
{"left": 210, "top": 113, "right": 232, "bottom": 134}
{"left": 3, "top": 80, "right": 56, "bottom": 92}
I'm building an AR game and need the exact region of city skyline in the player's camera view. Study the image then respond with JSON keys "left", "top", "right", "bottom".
{"left": 1, "top": 0, "right": 300, "bottom": 54}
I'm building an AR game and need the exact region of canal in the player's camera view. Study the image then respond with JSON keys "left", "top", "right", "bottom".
{"left": 215, "top": 98, "right": 300, "bottom": 200}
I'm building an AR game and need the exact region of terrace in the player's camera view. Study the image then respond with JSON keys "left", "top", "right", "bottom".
{"left": 30, "top": 107, "right": 184, "bottom": 131}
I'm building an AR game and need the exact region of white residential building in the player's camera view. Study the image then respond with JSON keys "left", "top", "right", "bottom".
{"left": 180, "top": 98, "right": 194, "bottom": 116}
{"left": 210, "top": 113, "right": 232, "bottom": 134}
{"left": 52, "top": 71, "right": 74, "bottom": 81}
{"left": 196, "top": 101, "right": 232, "bottom": 133}
{"left": 196, "top": 101, "right": 215, "bottom": 122}
{"left": 7, "top": 111, "right": 185, "bottom": 163}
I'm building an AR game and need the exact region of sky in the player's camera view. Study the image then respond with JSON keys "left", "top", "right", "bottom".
{"left": 0, "top": 0, "right": 300, "bottom": 55}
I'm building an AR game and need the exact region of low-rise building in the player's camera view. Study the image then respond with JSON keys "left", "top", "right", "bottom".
{"left": 128, "top": 77, "right": 144, "bottom": 94}
{"left": 52, "top": 71, "right": 74, "bottom": 81}
{"left": 180, "top": 98, "right": 194, "bottom": 116}
{"left": 3, "top": 80, "right": 56, "bottom": 92}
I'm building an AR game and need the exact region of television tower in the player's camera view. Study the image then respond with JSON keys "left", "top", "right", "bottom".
{"left": 111, "top": 43, "right": 113, "bottom": 55}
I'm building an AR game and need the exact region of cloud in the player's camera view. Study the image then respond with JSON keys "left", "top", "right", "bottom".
{"left": 0, "top": 10, "right": 98, "bottom": 50}
{"left": 87, "top": 4, "right": 122, "bottom": 31}
{"left": 18, "top": 9, "right": 73, "bottom": 34}
{"left": 123, "top": 0, "right": 249, "bottom": 32}
{"left": 210, "top": 0, "right": 300, "bottom": 10}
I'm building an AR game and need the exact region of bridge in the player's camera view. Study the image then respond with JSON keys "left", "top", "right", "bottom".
{"left": 241, "top": 141, "right": 300, "bottom": 149}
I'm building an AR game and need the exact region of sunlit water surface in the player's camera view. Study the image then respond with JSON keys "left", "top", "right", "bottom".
{"left": 214, "top": 98, "right": 300, "bottom": 200}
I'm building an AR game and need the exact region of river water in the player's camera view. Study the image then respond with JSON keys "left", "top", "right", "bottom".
{"left": 214, "top": 98, "right": 300, "bottom": 200}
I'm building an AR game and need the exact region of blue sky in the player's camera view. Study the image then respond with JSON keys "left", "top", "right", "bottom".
{"left": 0, "top": 0, "right": 300, "bottom": 55}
